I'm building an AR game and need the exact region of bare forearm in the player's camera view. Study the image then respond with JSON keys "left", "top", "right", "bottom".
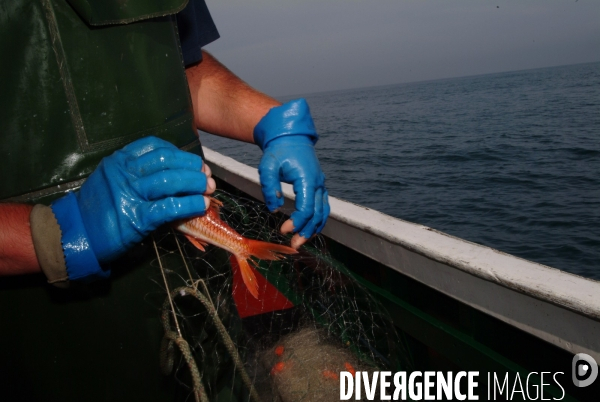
{"left": 0, "top": 204, "right": 41, "bottom": 275}
{"left": 186, "top": 50, "right": 280, "bottom": 143}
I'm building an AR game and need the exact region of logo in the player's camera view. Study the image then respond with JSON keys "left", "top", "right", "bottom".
{"left": 572, "top": 353, "right": 598, "bottom": 387}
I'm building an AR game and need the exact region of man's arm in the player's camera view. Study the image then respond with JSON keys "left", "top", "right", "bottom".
{"left": 0, "top": 204, "right": 41, "bottom": 275}
{"left": 186, "top": 51, "right": 280, "bottom": 144}
{"left": 185, "top": 51, "right": 330, "bottom": 248}
{"left": 0, "top": 137, "right": 215, "bottom": 281}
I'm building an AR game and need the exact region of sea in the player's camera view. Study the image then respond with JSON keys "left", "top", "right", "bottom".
{"left": 201, "top": 62, "right": 600, "bottom": 280}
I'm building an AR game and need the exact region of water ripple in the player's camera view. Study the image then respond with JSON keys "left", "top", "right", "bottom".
{"left": 202, "top": 62, "right": 600, "bottom": 280}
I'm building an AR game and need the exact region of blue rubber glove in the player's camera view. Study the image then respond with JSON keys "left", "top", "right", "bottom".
{"left": 254, "top": 99, "right": 330, "bottom": 240}
{"left": 50, "top": 136, "right": 211, "bottom": 282}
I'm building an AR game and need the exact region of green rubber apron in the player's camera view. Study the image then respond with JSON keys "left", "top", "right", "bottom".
{"left": 0, "top": 1, "right": 202, "bottom": 399}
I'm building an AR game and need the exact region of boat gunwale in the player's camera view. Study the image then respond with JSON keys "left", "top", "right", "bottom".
{"left": 202, "top": 146, "right": 600, "bottom": 359}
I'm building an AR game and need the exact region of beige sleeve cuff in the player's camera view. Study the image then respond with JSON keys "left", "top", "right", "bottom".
{"left": 30, "top": 204, "right": 70, "bottom": 289}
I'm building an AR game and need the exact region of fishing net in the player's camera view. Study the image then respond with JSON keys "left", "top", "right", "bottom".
{"left": 148, "top": 190, "right": 413, "bottom": 402}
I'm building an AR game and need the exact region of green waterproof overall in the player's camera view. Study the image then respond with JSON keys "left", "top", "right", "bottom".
{"left": 0, "top": 1, "right": 202, "bottom": 399}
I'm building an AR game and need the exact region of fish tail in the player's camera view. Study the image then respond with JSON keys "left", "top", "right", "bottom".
{"left": 235, "top": 241, "right": 296, "bottom": 299}
{"left": 246, "top": 239, "right": 298, "bottom": 261}
{"left": 235, "top": 255, "right": 259, "bottom": 299}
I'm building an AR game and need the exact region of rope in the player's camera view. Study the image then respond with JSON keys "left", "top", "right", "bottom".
{"left": 153, "top": 236, "right": 183, "bottom": 338}
{"left": 155, "top": 232, "right": 262, "bottom": 402}
{"left": 162, "top": 286, "right": 262, "bottom": 402}
{"left": 162, "top": 331, "right": 208, "bottom": 402}
{"left": 154, "top": 236, "right": 206, "bottom": 401}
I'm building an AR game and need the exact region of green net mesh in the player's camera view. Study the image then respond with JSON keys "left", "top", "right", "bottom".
{"left": 149, "top": 190, "right": 413, "bottom": 401}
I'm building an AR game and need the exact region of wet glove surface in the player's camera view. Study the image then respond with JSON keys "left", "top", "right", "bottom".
{"left": 51, "top": 136, "right": 210, "bottom": 281}
{"left": 254, "top": 99, "right": 330, "bottom": 239}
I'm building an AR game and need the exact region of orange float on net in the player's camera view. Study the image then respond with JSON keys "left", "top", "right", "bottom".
{"left": 344, "top": 362, "right": 356, "bottom": 376}
{"left": 274, "top": 345, "right": 284, "bottom": 356}
{"left": 322, "top": 370, "right": 339, "bottom": 380}
{"left": 270, "top": 362, "right": 286, "bottom": 376}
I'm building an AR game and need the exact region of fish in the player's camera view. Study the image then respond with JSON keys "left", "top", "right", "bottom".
{"left": 175, "top": 197, "right": 297, "bottom": 298}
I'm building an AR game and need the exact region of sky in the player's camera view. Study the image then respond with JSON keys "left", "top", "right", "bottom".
{"left": 203, "top": 0, "right": 600, "bottom": 97}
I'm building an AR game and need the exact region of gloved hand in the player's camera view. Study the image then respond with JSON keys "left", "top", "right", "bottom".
{"left": 48, "top": 136, "right": 213, "bottom": 282}
{"left": 254, "top": 99, "right": 330, "bottom": 247}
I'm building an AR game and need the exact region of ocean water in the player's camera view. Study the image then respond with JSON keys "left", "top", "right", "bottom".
{"left": 201, "top": 62, "right": 600, "bottom": 280}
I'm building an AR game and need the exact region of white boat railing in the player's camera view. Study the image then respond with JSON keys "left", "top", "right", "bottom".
{"left": 203, "top": 146, "right": 600, "bottom": 362}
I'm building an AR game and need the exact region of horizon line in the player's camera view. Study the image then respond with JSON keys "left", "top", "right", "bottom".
{"left": 276, "top": 60, "right": 600, "bottom": 100}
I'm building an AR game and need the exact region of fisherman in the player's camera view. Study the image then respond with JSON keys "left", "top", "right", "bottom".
{"left": 0, "top": 0, "right": 328, "bottom": 398}
{"left": 0, "top": 0, "right": 329, "bottom": 282}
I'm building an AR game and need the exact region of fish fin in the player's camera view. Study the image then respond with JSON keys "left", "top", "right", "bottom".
{"left": 248, "top": 258, "right": 260, "bottom": 270}
{"left": 208, "top": 197, "right": 224, "bottom": 213}
{"left": 235, "top": 256, "right": 259, "bottom": 299}
{"left": 184, "top": 234, "right": 207, "bottom": 252}
{"left": 246, "top": 239, "right": 298, "bottom": 261}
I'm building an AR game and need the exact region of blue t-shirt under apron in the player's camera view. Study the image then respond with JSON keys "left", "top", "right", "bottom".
{"left": 176, "top": 0, "right": 220, "bottom": 67}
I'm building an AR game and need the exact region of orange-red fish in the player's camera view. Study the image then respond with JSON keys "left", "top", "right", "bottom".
{"left": 270, "top": 361, "right": 287, "bottom": 376}
{"left": 322, "top": 370, "right": 339, "bottom": 380}
{"left": 275, "top": 345, "right": 285, "bottom": 356}
{"left": 344, "top": 362, "right": 356, "bottom": 376}
{"left": 175, "top": 198, "right": 297, "bottom": 298}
